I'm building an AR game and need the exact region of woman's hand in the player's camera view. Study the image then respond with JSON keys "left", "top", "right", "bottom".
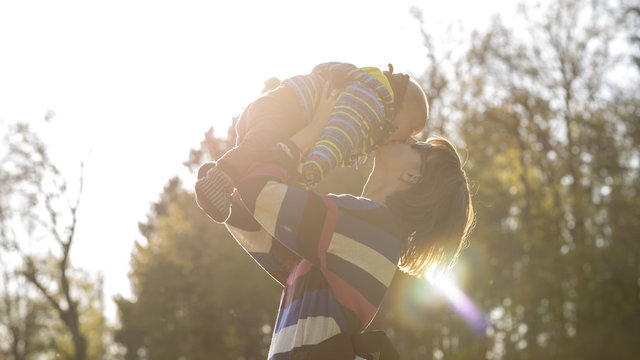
{"left": 310, "top": 81, "right": 340, "bottom": 130}
{"left": 290, "top": 81, "right": 340, "bottom": 153}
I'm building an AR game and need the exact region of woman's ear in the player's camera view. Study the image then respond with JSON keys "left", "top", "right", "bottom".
{"left": 401, "top": 168, "right": 422, "bottom": 184}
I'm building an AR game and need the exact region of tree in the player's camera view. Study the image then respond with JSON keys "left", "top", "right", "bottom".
{"left": 624, "top": 2, "right": 640, "bottom": 69}
{"left": 117, "top": 133, "right": 284, "bottom": 360}
{"left": 366, "top": 1, "right": 640, "bottom": 359}
{"left": 116, "top": 180, "right": 283, "bottom": 360}
{"left": 426, "top": 0, "right": 640, "bottom": 358}
{"left": 0, "top": 264, "right": 52, "bottom": 360}
{"left": 0, "top": 120, "right": 106, "bottom": 360}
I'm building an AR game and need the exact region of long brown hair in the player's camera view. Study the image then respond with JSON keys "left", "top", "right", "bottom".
{"left": 386, "top": 137, "right": 475, "bottom": 277}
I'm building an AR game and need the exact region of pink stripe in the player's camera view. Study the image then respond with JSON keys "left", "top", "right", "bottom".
{"left": 231, "top": 189, "right": 244, "bottom": 203}
{"left": 282, "top": 260, "right": 312, "bottom": 308}
{"left": 323, "top": 269, "right": 376, "bottom": 329}
{"left": 286, "top": 260, "right": 312, "bottom": 286}
{"left": 317, "top": 197, "right": 338, "bottom": 268}
{"left": 318, "top": 196, "right": 375, "bottom": 327}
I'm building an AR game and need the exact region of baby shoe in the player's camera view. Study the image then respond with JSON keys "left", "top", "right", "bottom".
{"left": 195, "top": 164, "right": 234, "bottom": 223}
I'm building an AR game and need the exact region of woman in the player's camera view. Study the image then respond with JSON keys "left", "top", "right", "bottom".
{"left": 195, "top": 84, "right": 474, "bottom": 360}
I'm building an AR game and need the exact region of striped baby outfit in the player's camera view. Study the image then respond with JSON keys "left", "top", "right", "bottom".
{"left": 283, "top": 62, "right": 397, "bottom": 188}
{"left": 225, "top": 144, "right": 407, "bottom": 360}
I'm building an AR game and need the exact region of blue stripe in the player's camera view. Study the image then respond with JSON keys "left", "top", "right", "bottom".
{"left": 332, "top": 210, "right": 402, "bottom": 263}
{"left": 315, "top": 151, "right": 337, "bottom": 169}
{"left": 303, "top": 75, "right": 323, "bottom": 109}
{"left": 273, "top": 187, "right": 308, "bottom": 253}
{"left": 274, "top": 288, "right": 346, "bottom": 333}
{"left": 283, "top": 77, "right": 313, "bottom": 121}
{"left": 337, "top": 115, "right": 365, "bottom": 147}
{"left": 300, "top": 77, "right": 315, "bottom": 109}
{"left": 324, "top": 114, "right": 365, "bottom": 158}
{"left": 325, "top": 253, "right": 387, "bottom": 306}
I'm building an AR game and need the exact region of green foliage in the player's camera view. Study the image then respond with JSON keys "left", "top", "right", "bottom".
{"left": 395, "top": 0, "right": 640, "bottom": 359}
{"left": 116, "top": 184, "right": 281, "bottom": 360}
{"left": 0, "top": 270, "right": 52, "bottom": 360}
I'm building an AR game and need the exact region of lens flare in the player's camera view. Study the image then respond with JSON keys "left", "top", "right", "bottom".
{"left": 431, "top": 270, "right": 487, "bottom": 333}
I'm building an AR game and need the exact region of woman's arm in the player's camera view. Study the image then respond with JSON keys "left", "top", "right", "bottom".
{"left": 234, "top": 82, "right": 342, "bottom": 265}
{"left": 225, "top": 191, "right": 300, "bottom": 286}
{"left": 222, "top": 82, "right": 339, "bottom": 283}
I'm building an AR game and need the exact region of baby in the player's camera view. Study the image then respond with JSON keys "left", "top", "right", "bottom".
{"left": 196, "top": 62, "right": 429, "bottom": 223}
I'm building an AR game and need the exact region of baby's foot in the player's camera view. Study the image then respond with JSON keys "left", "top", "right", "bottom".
{"left": 195, "top": 164, "right": 234, "bottom": 223}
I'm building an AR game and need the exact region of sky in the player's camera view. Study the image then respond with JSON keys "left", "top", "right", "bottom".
{"left": 0, "top": 0, "right": 519, "bottom": 321}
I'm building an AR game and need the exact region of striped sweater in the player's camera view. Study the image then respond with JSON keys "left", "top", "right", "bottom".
{"left": 283, "top": 62, "right": 397, "bottom": 189}
{"left": 225, "top": 144, "right": 407, "bottom": 360}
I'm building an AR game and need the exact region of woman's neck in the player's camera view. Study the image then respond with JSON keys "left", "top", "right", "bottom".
{"left": 361, "top": 164, "right": 400, "bottom": 205}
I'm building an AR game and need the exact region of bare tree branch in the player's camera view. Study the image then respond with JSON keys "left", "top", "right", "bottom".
{"left": 1, "top": 120, "right": 89, "bottom": 360}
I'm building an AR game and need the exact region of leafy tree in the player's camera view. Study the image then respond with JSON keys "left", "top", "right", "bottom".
{"left": 369, "top": 1, "right": 640, "bottom": 359}
{"left": 0, "top": 264, "right": 52, "bottom": 360}
{"left": 396, "top": 0, "right": 640, "bottom": 359}
{"left": 624, "top": 2, "right": 640, "bottom": 69}
{"left": 117, "top": 119, "right": 285, "bottom": 359}
{"left": 116, "top": 178, "right": 282, "bottom": 360}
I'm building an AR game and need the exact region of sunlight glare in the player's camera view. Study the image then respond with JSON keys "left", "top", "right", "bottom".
{"left": 429, "top": 266, "right": 487, "bottom": 333}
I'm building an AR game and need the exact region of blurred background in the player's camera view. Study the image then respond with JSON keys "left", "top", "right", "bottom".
{"left": 1, "top": 0, "right": 639, "bottom": 359}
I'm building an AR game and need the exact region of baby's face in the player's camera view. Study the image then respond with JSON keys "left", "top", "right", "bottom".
{"left": 385, "top": 81, "right": 428, "bottom": 143}
{"left": 386, "top": 102, "right": 427, "bottom": 142}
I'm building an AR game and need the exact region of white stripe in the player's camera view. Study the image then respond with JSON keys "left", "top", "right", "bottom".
{"left": 268, "top": 316, "right": 341, "bottom": 357}
{"left": 254, "top": 181, "right": 288, "bottom": 236}
{"left": 328, "top": 232, "right": 397, "bottom": 286}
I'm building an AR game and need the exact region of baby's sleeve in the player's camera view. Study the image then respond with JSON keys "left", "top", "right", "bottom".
{"left": 300, "top": 83, "right": 386, "bottom": 188}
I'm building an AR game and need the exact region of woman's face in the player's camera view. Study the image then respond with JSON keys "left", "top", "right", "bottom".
{"left": 375, "top": 138, "right": 423, "bottom": 176}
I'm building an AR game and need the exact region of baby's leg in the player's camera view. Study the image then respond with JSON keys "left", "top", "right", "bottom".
{"left": 216, "top": 85, "right": 304, "bottom": 183}
{"left": 196, "top": 85, "right": 304, "bottom": 223}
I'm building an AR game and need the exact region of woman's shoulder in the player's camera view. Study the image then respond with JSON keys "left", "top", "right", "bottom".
{"left": 325, "top": 193, "right": 409, "bottom": 242}
{"left": 325, "top": 193, "right": 382, "bottom": 211}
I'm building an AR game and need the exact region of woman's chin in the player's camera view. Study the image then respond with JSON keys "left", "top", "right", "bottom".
{"left": 375, "top": 141, "right": 401, "bottom": 161}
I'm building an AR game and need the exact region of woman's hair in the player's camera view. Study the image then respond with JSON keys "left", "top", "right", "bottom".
{"left": 385, "top": 137, "right": 475, "bottom": 278}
